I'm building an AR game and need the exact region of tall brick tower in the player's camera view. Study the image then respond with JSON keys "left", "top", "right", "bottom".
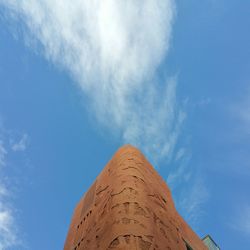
{"left": 64, "top": 145, "right": 207, "bottom": 250}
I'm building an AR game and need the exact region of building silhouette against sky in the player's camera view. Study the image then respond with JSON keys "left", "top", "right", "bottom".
{"left": 64, "top": 145, "right": 219, "bottom": 250}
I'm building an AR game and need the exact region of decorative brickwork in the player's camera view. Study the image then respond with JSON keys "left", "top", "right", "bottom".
{"left": 64, "top": 145, "right": 207, "bottom": 250}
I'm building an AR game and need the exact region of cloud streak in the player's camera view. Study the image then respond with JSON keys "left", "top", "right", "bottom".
{"left": 0, "top": 139, "right": 18, "bottom": 249}
{"left": 1, "top": 0, "right": 182, "bottom": 162}
{"left": 0, "top": 120, "right": 29, "bottom": 249}
{"left": 231, "top": 204, "right": 250, "bottom": 236}
{"left": 0, "top": 141, "right": 7, "bottom": 168}
{"left": 0, "top": 196, "right": 17, "bottom": 250}
{"left": 167, "top": 149, "right": 209, "bottom": 227}
{"left": 11, "top": 133, "right": 28, "bottom": 152}
{"left": 231, "top": 87, "right": 250, "bottom": 135}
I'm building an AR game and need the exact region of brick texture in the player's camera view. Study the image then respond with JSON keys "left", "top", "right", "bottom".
{"left": 64, "top": 145, "right": 207, "bottom": 250}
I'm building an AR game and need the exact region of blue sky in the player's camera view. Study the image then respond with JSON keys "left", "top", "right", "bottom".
{"left": 0, "top": 1, "right": 250, "bottom": 249}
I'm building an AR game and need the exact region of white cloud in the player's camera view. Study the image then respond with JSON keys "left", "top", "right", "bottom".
{"left": 0, "top": 206, "right": 17, "bottom": 250}
{"left": 177, "top": 178, "right": 209, "bottom": 227}
{"left": 0, "top": 0, "right": 182, "bottom": 162}
{"left": 0, "top": 139, "right": 18, "bottom": 249}
{"left": 175, "top": 147, "right": 186, "bottom": 161}
{"left": 240, "top": 207, "right": 250, "bottom": 234}
{"left": 0, "top": 141, "right": 7, "bottom": 167}
{"left": 230, "top": 87, "right": 250, "bottom": 135}
{"left": 196, "top": 97, "right": 211, "bottom": 107}
{"left": 231, "top": 205, "right": 250, "bottom": 236}
{"left": 167, "top": 150, "right": 190, "bottom": 188}
{"left": 11, "top": 133, "right": 28, "bottom": 152}
{"left": 0, "top": 164, "right": 18, "bottom": 250}
{"left": 167, "top": 149, "right": 209, "bottom": 227}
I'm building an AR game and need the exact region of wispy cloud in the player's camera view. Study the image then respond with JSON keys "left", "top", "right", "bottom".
{"left": 231, "top": 204, "right": 250, "bottom": 236}
{"left": 167, "top": 147, "right": 191, "bottom": 187}
{"left": 0, "top": 118, "right": 28, "bottom": 249}
{"left": 0, "top": 141, "right": 7, "bottom": 167}
{"left": 0, "top": 137, "right": 18, "bottom": 249}
{"left": 0, "top": 0, "right": 182, "bottom": 162}
{"left": 167, "top": 149, "right": 209, "bottom": 227}
{"left": 11, "top": 133, "right": 28, "bottom": 152}
{"left": 0, "top": 199, "right": 18, "bottom": 250}
{"left": 230, "top": 87, "right": 250, "bottom": 135}
{"left": 177, "top": 177, "right": 209, "bottom": 227}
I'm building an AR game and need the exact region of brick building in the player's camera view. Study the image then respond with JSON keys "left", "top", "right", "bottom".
{"left": 64, "top": 145, "right": 218, "bottom": 250}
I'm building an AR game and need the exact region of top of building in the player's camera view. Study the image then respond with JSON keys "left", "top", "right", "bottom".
{"left": 64, "top": 144, "right": 218, "bottom": 250}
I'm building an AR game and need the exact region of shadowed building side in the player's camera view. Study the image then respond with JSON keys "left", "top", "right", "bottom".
{"left": 64, "top": 145, "right": 208, "bottom": 250}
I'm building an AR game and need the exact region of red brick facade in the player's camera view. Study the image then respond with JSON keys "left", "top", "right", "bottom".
{"left": 64, "top": 145, "right": 207, "bottom": 250}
